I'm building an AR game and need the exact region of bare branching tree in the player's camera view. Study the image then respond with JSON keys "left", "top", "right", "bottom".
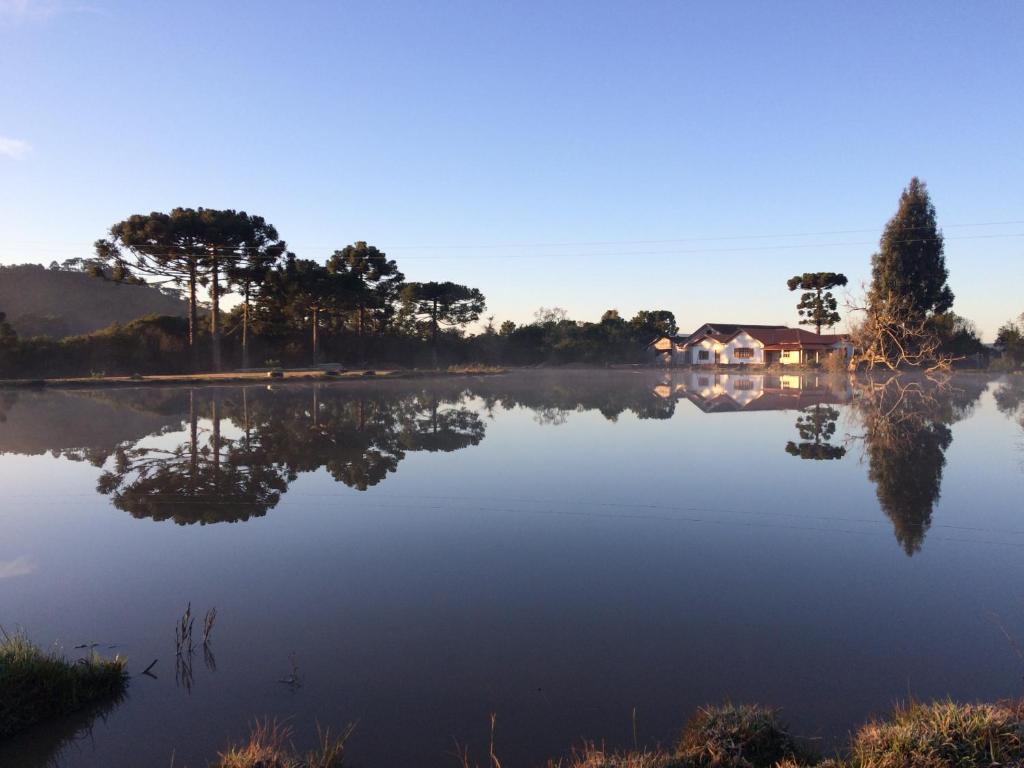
{"left": 846, "top": 288, "right": 956, "bottom": 373}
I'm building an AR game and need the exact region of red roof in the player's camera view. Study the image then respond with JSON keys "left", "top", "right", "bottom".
{"left": 663, "top": 324, "right": 851, "bottom": 350}
{"left": 745, "top": 327, "right": 848, "bottom": 349}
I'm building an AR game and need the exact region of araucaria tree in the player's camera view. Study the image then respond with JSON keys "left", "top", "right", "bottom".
{"left": 400, "top": 281, "right": 486, "bottom": 348}
{"left": 95, "top": 210, "right": 207, "bottom": 365}
{"left": 257, "top": 254, "right": 361, "bottom": 366}
{"left": 97, "top": 208, "right": 286, "bottom": 371}
{"left": 853, "top": 178, "right": 957, "bottom": 370}
{"left": 225, "top": 217, "right": 287, "bottom": 369}
{"left": 326, "top": 242, "right": 405, "bottom": 338}
{"left": 786, "top": 272, "right": 847, "bottom": 334}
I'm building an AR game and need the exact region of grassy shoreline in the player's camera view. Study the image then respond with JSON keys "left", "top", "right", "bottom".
{"left": 0, "top": 631, "right": 127, "bottom": 740}
{"left": 0, "top": 365, "right": 507, "bottom": 390}
{"left": 203, "top": 700, "right": 1024, "bottom": 768}
{"left": 3, "top": 652, "right": 1022, "bottom": 768}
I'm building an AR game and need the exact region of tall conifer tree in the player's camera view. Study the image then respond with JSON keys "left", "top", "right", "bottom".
{"left": 868, "top": 177, "right": 953, "bottom": 320}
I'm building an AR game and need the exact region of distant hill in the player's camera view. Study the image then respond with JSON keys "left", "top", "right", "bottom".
{"left": 0, "top": 263, "right": 189, "bottom": 338}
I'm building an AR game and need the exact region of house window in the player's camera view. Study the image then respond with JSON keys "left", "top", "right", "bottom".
{"left": 698, "top": 377, "right": 710, "bottom": 386}
{"left": 735, "top": 379, "right": 754, "bottom": 390}
{"left": 698, "top": 350, "right": 710, "bottom": 361}
{"left": 782, "top": 350, "right": 794, "bottom": 359}
{"left": 734, "top": 347, "right": 754, "bottom": 359}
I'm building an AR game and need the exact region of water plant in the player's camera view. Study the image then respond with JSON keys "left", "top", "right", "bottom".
{"left": 203, "top": 607, "right": 218, "bottom": 646}
{"left": 176, "top": 602, "right": 195, "bottom": 656}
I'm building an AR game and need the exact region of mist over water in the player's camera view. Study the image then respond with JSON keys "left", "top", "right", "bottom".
{"left": 2, "top": 371, "right": 1023, "bottom": 767}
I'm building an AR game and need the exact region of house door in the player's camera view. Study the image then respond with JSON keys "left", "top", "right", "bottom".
{"left": 714, "top": 351, "right": 720, "bottom": 365}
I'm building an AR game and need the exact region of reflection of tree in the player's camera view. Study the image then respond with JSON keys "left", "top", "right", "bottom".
{"left": 851, "top": 376, "right": 984, "bottom": 555}
{"left": 467, "top": 371, "right": 676, "bottom": 422}
{"left": 994, "top": 377, "right": 1024, "bottom": 428}
{"left": 397, "top": 395, "right": 486, "bottom": 453}
{"left": 785, "top": 405, "right": 847, "bottom": 460}
{"left": 238, "top": 388, "right": 405, "bottom": 491}
{"left": 92, "top": 385, "right": 488, "bottom": 522}
{"left": 97, "top": 391, "right": 289, "bottom": 524}
{"left": 233, "top": 387, "right": 485, "bottom": 491}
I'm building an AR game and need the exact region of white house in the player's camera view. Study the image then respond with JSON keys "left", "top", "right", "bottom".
{"left": 648, "top": 323, "right": 853, "bottom": 366}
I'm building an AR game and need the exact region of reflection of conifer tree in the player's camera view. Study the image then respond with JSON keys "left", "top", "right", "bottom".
{"left": 853, "top": 377, "right": 984, "bottom": 555}
{"left": 97, "top": 390, "right": 289, "bottom": 524}
{"left": 785, "top": 405, "right": 847, "bottom": 460}
{"left": 239, "top": 388, "right": 405, "bottom": 491}
{"left": 233, "top": 386, "right": 486, "bottom": 491}
{"left": 397, "top": 393, "right": 487, "bottom": 453}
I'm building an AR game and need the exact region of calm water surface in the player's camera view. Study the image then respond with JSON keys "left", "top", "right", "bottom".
{"left": 2, "top": 370, "right": 1024, "bottom": 767}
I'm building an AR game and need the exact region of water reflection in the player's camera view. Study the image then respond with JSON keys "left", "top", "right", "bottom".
{"left": 849, "top": 376, "right": 987, "bottom": 555}
{"left": 785, "top": 405, "right": 846, "bottom": 461}
{"left": 91, "top": 386, "right": 486, "bottom": 524}
{"left": 653, "top": 370, "right": 853, "bottom": 412}
{"left": 0, "top": 691, "right": 126, "bottom": 768}
{"left": 0, "top": 372, "right": 1001, "bottom": 555}
{"left": 97, "top": 392, "right": 290, "bottom": 524}
{"left": 994, "top": 376, "right": 1024, "bottom": 430}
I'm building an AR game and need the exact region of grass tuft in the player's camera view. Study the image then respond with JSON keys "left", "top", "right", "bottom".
{"left": 215, "top": 719, "right": 353, "bottom": 768}
{"left": 546, "top": 743, "right": 679, "bottom": 768}
{"left": 0, "top": 628, "right": 127, "bottom": 738}
{"left": 849, "top": 699, "right": 1024, "bottom": 768}
{"left": 676, "top": 703, "right": 812, "bottom": 767}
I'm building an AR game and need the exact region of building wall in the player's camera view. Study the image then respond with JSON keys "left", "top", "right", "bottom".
{"left": 680, "top": 332, "right": 765, "bottom": 365}
{"left": 686, "top": 337, "right": 723, "bottom": 364}
{"left": 719, "top": 331, "right": 764, "bottom": 365}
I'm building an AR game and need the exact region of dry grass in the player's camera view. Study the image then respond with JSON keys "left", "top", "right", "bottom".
{"left": 849, "top": 699, "right": 1024, "bottom": 768}
{"left": 676, "top": 703, "right": 811, "bottom": 767}
{"left": 183, "top": 699, "right": 1024, "bottom": 767}
{"left": 214, "top": 719, "right": 353, "bottom": 768}
{"left": 546, "top": 744, "right": 679, "bottom": 768}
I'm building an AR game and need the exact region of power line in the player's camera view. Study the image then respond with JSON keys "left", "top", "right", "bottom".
{"left": 2, "top": 218, "right": 1023, "bottom": 254}
{"left": 3, "top": 232, "right": 1022, "bottom": 261}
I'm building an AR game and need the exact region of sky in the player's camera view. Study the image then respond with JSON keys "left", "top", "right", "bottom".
{"left": 1, "top": 0, "right": 1021, "bottom": 339}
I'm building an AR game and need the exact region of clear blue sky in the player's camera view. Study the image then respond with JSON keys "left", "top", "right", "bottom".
{"left": 1, "top": 0, "right": 1021, "bottom": 339}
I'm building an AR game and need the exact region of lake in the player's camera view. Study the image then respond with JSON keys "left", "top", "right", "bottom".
{"left": 2, "top": 370, "right": 1023, "bottom": 767}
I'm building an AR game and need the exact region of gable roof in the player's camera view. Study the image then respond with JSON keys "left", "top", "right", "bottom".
{"left": 671, "top": 323, "right": 849, "bottom": 348}
{"left": 744, "top": 327, "right": 849, "bottom": 349}
{"left": 679, "top": 323, "right": 789, "bottom": 345}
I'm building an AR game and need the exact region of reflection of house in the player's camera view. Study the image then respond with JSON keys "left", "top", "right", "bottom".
{"left": 648, "top": 323, "right": 852, "bottom": 366}
{"left": 654, "top": 371, "right": 852, "bottom": 413}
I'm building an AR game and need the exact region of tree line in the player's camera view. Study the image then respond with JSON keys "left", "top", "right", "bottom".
{"left": 0, "top": 180, "right": 1018, "bottom": 377}
{"left": 90, "top": 209, "right": 492, "bottom": 371}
